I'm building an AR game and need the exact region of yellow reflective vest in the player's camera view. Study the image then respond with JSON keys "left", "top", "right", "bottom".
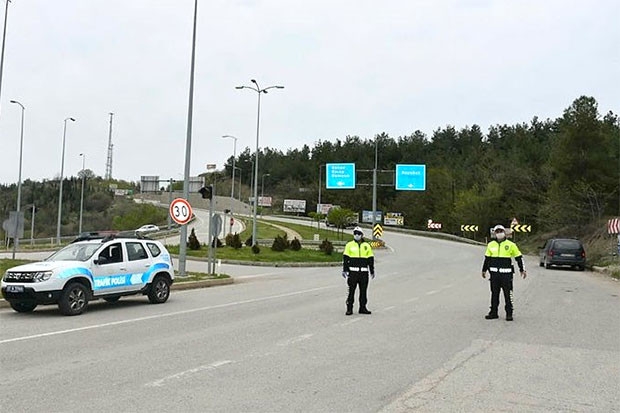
{"left": 482, "top": 239, "right": 524, "bottom": 274}
{"left": 343, "top": 240, "right": 374, "bottom": 273}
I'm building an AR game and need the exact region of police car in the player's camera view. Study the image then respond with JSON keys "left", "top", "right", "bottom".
{"left": 1, "top": 235, "right": 175, "bottom": 316}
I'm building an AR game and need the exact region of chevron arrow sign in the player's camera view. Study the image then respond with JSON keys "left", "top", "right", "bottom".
{"left": 460, "top": 225, "right": 479, "bottom": 232}
{"left": 511, "top": 224, "right": 532, "bottom": 232}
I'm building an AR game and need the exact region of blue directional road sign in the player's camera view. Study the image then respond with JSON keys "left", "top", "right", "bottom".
{"left": 326, "top": 163, "right": 355, "bottom": 189}
{"left": 395, "top": 164, "right": 426, "bottom": 191}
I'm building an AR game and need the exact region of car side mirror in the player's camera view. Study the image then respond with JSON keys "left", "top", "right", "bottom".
{"left": 95, "top": 256, "right": 109, "bottom": 265}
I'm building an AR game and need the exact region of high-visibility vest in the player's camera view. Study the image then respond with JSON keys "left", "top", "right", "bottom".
{"left": 344, "top": 240, "right": 374, "bottom": 272}
{"left": 484, "top": 240, "right": 522, "bottom": 273}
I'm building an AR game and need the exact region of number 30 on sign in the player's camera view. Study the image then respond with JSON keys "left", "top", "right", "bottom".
{"left": 169, "top": 198, "right": 193, "bottom": 225}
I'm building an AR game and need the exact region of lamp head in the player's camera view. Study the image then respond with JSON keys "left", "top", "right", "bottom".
{"left": 235, "top": 86, "right": 244, "bottom": 89}
{"left": 251, "top": 79, "right": 257, "bottom": 84}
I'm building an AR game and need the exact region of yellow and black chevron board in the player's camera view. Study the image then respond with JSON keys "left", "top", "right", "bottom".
{"left": 373, "top": 224, "right": 383, "bottom": 239}
{"left": 460, "top": 225, "right": 479, "bottom": 232}
{"left": 511, "top": 224, "right": 532, "bottom": 232}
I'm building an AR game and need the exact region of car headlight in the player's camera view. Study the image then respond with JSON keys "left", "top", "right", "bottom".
{"left": 33, "top": 271, "right": 53, "bottom": 282}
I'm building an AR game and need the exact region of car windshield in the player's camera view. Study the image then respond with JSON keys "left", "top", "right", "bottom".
{"left": 45, "top": 243, "right": 101, "bottom": 262}
{"left": 555, "top": 240, "right": 582, "bottom": 249}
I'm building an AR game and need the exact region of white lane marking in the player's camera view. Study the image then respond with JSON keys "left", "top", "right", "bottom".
{"left": 405, "top": 297, "right": 420, "bottom": 303}
{"left": 383, "top": 306, "right": 396, "bottom": 312}
{"left": 277, "top": 334, "right": 313, "bottom": 347}
{"left": 426, "top": 290, "right": 439, "bottom": 296}
{"left": 145, "top": 360, "right": 233, "bottom": 388}
{"left": 444, "top": 283, "right": 454, "bottom": 289}
{"left": 0, "top": 285, "right": 334, "bottom": 345}
{"left": 236, "top": 271, "right": 289, "bottom": 279}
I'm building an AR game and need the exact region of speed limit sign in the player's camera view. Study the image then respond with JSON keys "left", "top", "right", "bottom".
{"left": 169, "top": 198, "right": 193, "bottom": 225}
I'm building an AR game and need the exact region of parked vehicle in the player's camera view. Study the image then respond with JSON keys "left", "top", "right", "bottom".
{"left": 136, "top": 224, "right": 160, "bottom": 234}
{"left": 539, "top": 238, "right": 586, "bottom": 270}
{"left": 1, "top": 235, "right": 174, "bottom": 315}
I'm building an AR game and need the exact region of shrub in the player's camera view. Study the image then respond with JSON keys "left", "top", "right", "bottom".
{"left": 251, "top": 244, "right": 260, "bottom": 254}
{"left": 271, "top": 234, "right": 290, "bottom": 252}
{"left": 230, "top": 233, "right": 243, "bottom": 249}
{"left": 188, "top": 228, "right": 201, "bottom": 250}
{"left": 211, "top": 237, "right": 223, "bottom": 248}
{"left": 225, "top": 233, "right": 234, "bottom": 247}
{"left": 319, "top": 239, "right": 334, "bottom": 255}
{"left": 245, "top": 236, "right": 253, "bottom": 246}
{"left": 290, "top": 237, "right": 302, "bottom": 251}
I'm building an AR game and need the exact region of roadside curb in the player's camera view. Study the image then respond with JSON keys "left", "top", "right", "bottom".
{"left": 173, "top": 255, "right": 342, "bottom": 268}
{"left": 0, "top": 277, "right": 235, "bottom": 310}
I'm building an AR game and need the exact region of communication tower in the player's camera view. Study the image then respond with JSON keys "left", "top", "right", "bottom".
{"left": 105, "top": 112, "right": 114, "bottom": 180}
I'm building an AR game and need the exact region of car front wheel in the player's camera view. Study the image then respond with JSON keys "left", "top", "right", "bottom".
{"left": 148, "top": 275, "right": 171, "bottom": 304}
{"left": 10, "top": 301, "right": 37, "bottom": 313}
{"left": 58, "top": 282, "right": 89, "bottom": 316}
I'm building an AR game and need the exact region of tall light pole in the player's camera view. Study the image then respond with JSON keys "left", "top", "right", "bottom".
{"left": 56, "top": 117, "right": 75, "bottom": 245}
{"left": 236, "top": 79, "right": 284, "bottom": 245}
{"left": 0, "top": 0, "right": 11, "bottom": 115}
{"left": 78, "top": 153, "right": 86, "bottom": 234}
{"left": 10, "top": 99, "right": 24, "bottom": 258}
{"left": 234, "top": 166, "right": 242, "bottom": 200}
{"left": 372, "top": 136, "right": 378, "bottom": 239}
{"left": 179, "top": 0, "right": 198, "bottom": 277}
{"left": 261, "top": 173, "right": 270, "bottom": 200}
{"left": 222, "top": 135, "right": 237, "bottom": 214}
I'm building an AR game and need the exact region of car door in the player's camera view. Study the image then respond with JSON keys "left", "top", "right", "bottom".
{"left": 91, "top": 242, "right": 131, "bottom": 296}
{"left": 125, "top": 241, "right": 152, "bottom": 291}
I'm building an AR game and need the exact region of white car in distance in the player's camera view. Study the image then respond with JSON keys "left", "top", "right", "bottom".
{"left": 136, "top": 224, "right": 160, "bottom": 234}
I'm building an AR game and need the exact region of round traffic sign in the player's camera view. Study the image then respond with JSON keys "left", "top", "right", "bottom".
{"left": 169, "top": 198, "right": 193, "bottom": 225}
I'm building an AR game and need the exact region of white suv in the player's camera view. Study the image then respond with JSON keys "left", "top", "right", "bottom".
{"left": 1, "top": 236, "right": 175, "bottom": 315}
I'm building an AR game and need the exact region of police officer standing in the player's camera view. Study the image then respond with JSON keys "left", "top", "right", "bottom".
{"left": 481, "top": 225, "right": 527, "bottom": 321}
{"left": 342, "top": 226, "right": 375, "bottom": 316}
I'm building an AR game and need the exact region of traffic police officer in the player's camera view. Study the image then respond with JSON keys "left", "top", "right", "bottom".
{"left": 342, "top": 226, "right": 375, "bottom": 315}
{"left": 481, "top": 225, "right": 527, "bottom": 321}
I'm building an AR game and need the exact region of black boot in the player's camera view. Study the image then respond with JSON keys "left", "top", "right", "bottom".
{"left": 506, "top": 313, "right": 513, "bottom": 321}
{"left": 485, "top": 312, "right": 498, "bottom": 320}
{"left": 359, "top": 308, "right": 372, "bottom": 315}
{"left": 345, "top": 307, "right": 353, "bottom": 316}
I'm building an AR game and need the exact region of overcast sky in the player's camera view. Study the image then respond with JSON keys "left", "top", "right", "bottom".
{"left": 0, "top": 0, "right": 618, "bottom": 185}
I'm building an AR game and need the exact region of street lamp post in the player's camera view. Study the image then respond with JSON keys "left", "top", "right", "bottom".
{"left": 222, "top": 134, "right": 237, "bottom": 217}
{"left": 234, "top": 166, "right": 242, "bottom": 200}
{"left": 0, "top": 0, "right": 12, "bottom": 114}
{"left": 10, "top": 99, "right": 24, "bottom": 258}
{"left": 56, "top": 117, "right": 75, "bottom": 245}
{"left": 79, "top": 153, "right": 86, "bottom": 234}
{"left": 261, "top": 173, "right": 270, "bottom": 200}
{"left": 261, "top": 173, "right": 270, "bottom": 217}
{"left": 372, "top": 137, "right": 378, "bottom": 239}
{"left": 236, "top": 79, "right": 284, "bottom": 246}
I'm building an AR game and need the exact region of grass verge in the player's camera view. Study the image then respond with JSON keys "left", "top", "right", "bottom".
{"left": 165, "top": 244, "right": 342, "bottom": 263}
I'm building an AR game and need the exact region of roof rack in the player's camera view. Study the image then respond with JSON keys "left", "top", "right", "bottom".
{"left": 73, "top": 230, "right": 151, "bottom": 243}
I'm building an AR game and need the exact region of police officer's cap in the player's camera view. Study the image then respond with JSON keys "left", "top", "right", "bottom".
{"left": 492, "top": 224, "right": 506, "bottom": 232}
{"left": 353, "top": 226, "right": 363, "bottom": 235}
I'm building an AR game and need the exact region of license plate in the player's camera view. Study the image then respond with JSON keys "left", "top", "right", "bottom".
{"left": 561, "top": 254, "right": 574, "bottom": 257}
{"left": 6, "top": 285, "right": 24, "bottom": 293}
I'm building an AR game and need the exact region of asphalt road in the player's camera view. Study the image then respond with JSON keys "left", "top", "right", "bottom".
{"left": 1, "top": 231, "right": 619, "bottom": 412}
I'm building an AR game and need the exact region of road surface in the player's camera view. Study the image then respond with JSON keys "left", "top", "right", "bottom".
{"left": 1, "top": 230, "right": 618, "bottom": 412}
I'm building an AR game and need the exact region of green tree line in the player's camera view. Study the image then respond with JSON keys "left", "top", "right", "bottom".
{"left": 1, "top": 96, "right": 618, "bottom": 241}
{"left": 216, "top": 96, "right": 619, "bottom": 234}
{"left": 0, "top": 176, "right": 167, "bottom": 239}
